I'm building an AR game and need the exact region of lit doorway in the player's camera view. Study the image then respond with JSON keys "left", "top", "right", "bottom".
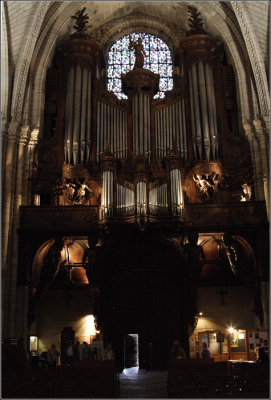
{"left": 124, "top": 334, "right": 139, "bottom": 374}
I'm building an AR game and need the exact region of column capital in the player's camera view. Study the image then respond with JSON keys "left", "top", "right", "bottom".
{"left": 17, "top": 125, "right": 30, "bottom": 145}
{"left": 29, "top": 128, "right": 40, "bottom": 146}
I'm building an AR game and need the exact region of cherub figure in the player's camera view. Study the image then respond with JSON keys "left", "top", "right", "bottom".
{"left": 240, "top": 183, "right": 252, "bottom": 202}
{"left": 193, "top": 174, "right": 213, "bottom": 200}
{"left": 129, "top": 37, "right": 146, "bottom": 69}
{"left": 74, "top": 179, "right": 92, "bottom": 205}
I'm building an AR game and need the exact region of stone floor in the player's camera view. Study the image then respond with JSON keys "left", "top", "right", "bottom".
{"left": 119, "top": 367, "right": 168, "bottom": 398}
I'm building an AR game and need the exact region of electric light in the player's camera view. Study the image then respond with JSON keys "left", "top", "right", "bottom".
{"left": 77, "top": 314, "right": 97, "bottom": 342}
{"left": 199, "top": 312, "right": 203, "bottom": 316}
{"left": 228, "top": 327, "right": 234, "bottom": 333}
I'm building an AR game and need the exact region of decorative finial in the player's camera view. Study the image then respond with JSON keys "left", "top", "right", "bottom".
{"left": 70, "top": 7, "right": 91, "bottom": 39}
{"left": 187, "top": 6, "right": 205, "bottom": 36}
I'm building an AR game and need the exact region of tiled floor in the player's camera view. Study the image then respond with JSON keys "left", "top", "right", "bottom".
{"left": 119, "top": 367, "right": 168, "bottom": 398}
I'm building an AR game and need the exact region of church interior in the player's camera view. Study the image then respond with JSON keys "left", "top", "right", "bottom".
{"left": 1, "top": 1, "right": 270, "bottom": 398}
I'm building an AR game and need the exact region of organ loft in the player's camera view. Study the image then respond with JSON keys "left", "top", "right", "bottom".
{"left": 4, "top": 4, "right": 268, "bottom": 371}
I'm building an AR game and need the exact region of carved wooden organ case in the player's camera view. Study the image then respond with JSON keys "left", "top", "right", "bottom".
{"left": 34, "top": 20, "right": 253, "bottom": 221}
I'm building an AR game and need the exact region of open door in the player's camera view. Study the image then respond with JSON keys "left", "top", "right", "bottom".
{"left": 124, "top": 334, "right": 139, "bottom": 368}
{"left": 60, "top": 327, "right": 75, "bottom": 364}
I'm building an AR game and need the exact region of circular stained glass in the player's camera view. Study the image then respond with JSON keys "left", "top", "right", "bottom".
{"left": 107, "top": 33, "right": 173, "bottom": 100}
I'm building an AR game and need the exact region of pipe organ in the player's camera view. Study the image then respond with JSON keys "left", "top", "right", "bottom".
{"left": 154, "top": 99, "right": 187, "bottom": 159}
{"left": 116, "top": 184, "right": 135, "bottom": 215}
{"left": 101, "top": 170, "right": 114, "bottom": 217}
{"left": 65, "top": 65, "right": 92, "bottom": 165}
{"left": 132, "top": 94, "right": 151, "bottom": 158}
{"left": 188, "top": 62, "right": 218, "bottom": 161}
{"left": 96, "top": 101, "right": 128, "bottom": 160}
{"left": 38, "top": 7, "right": 249, "bottom": 222}
{"left": 136, "top": 181, "right": 147, "bottom": 216}
{"left": 170, "top": 169, "right": 184, "bottom": 216}
{"left": 149, "top": 183, "right": 168, "bottom": 214}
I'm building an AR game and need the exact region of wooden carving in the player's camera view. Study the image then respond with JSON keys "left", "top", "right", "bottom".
{"left": 187, "top": 6, "right": 205, "bottom": 36}
{"left": 71, "top": 7, "right": 91, "bottom": 39}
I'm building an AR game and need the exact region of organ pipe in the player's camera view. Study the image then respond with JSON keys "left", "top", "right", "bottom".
{"left": 96, "top": 102, "right": 128, "bottom": 159}
{"left": 170, "top": 169, "right": 184, "bottom": 217}
{"left": 86, "top": 70, "right": 92, "bottom": 162}
{"left": 132, "top": 94, "right": 151, "bottom": 157}
{"left": 80, "top": 68, "right": 88, "bottom": 162}
{"left": 116, "top": 184, "right": 135, "bottom": 215}
{"left": 102, "top": 170, "right": 114, "bottom": 217}
{"left": 149, "top": 183, "right": 168, "bottom": 214}
{"left": 65, "top": 67, "right": 75, "bottom": 164}
{"left": 136, "top": 182, "right": 147, "bottom": 215}
{"left": 72, "top": 65, "right": 82, "bottom": 165}
{"left": 198, "top": 61, "right": 210, "bottom": 160}
{"left": 154, "top": 100, "right": 188, "bottom": 158}
{"left": 191, "top": 63, "right": 202, "bottom": 159}
{"left": 205, "top": 63, "right": 218, "bottom": 158}
{"left": 188, "top": 61, "right": 219, "bottom": 161}
{"left": 64, "top": 65, "right": 92, "bottom": 165}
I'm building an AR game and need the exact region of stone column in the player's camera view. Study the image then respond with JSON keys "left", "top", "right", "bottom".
{"left": 5, "top": 127, "right": 29, "bottom": 337}
{"left": 243, "top": 122, "right": 264, "bottom": 201}
{"left": 24, "top": 129, "right": 39, "bottom": 205}
{"left": 253, "top": 119, "right": 270, "bottom": 220}
{"left": 2, "top": 122, "right": 19, "bottom": 286}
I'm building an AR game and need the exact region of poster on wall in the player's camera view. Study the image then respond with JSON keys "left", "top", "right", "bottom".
{"left": 229, "top": 330, "right": 238, "bottom": 347}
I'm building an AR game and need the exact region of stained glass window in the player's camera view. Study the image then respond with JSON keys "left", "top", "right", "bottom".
{"left": 107, "top": 33, "right": 173, "bottom": 100}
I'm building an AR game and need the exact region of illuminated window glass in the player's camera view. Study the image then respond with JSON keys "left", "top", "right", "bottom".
{"left": 107, "top": 33, "right": 173, "bottom": 100}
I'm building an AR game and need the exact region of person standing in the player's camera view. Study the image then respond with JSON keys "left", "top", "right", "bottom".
{"left": 169, "top": 340, "right": 186, "bottom": 368}
{"left": 201, "top": 342, "right": 212, "bottom": 358}
{"left": 47, "top": 343, "right": 60, "bottom": 367}
{"left": 66, "top": 339, "right": 74, "bottom": 365}
{"left": 104, "top": 342, "right": 115, "bottom": 360}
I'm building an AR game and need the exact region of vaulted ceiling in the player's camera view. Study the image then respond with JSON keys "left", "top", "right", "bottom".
{"left": 1, "top": 1, "right": 270, "bottom": 129}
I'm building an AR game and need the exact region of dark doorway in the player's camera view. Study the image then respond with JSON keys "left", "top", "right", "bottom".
{"left": 107, "top": 268, "right": 186, "bottom": 370}
{"left": 60, "top": 327, "right": 75, "bottom": 364}
{"left": 124, "top": 334, "right": 139, "bottom": 368}
{"left": 102, "top": 236, "right": 188, "bottom": 370}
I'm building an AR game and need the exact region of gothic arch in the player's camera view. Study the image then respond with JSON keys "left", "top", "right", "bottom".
{"left": 91, "top": 13, "right": 182, "bottom": 54}
{"left": 231, "top": 1, "right": 270, "bottom": 117}
{"left": 10, "top": 2, "right": 49, "bottom": 124}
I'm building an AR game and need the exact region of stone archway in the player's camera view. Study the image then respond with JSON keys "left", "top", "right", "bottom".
{"left": 99, "top": 234, "right": 188, "bottom": 370}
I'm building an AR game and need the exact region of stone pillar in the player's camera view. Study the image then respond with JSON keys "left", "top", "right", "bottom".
{"left": 5, "top": 127, "right": 29, "bottom": 337}
{"left": 243, "top": 122, "right": 264, "bottom": 201}
{"left": 24, "top": 129, "right": 39, "bottom": 205}
{"left": 2, "top": 122, "right": 19, "bottom": 287}
{"left": 253, "top": 119, "right": 270, "bottom": 220}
